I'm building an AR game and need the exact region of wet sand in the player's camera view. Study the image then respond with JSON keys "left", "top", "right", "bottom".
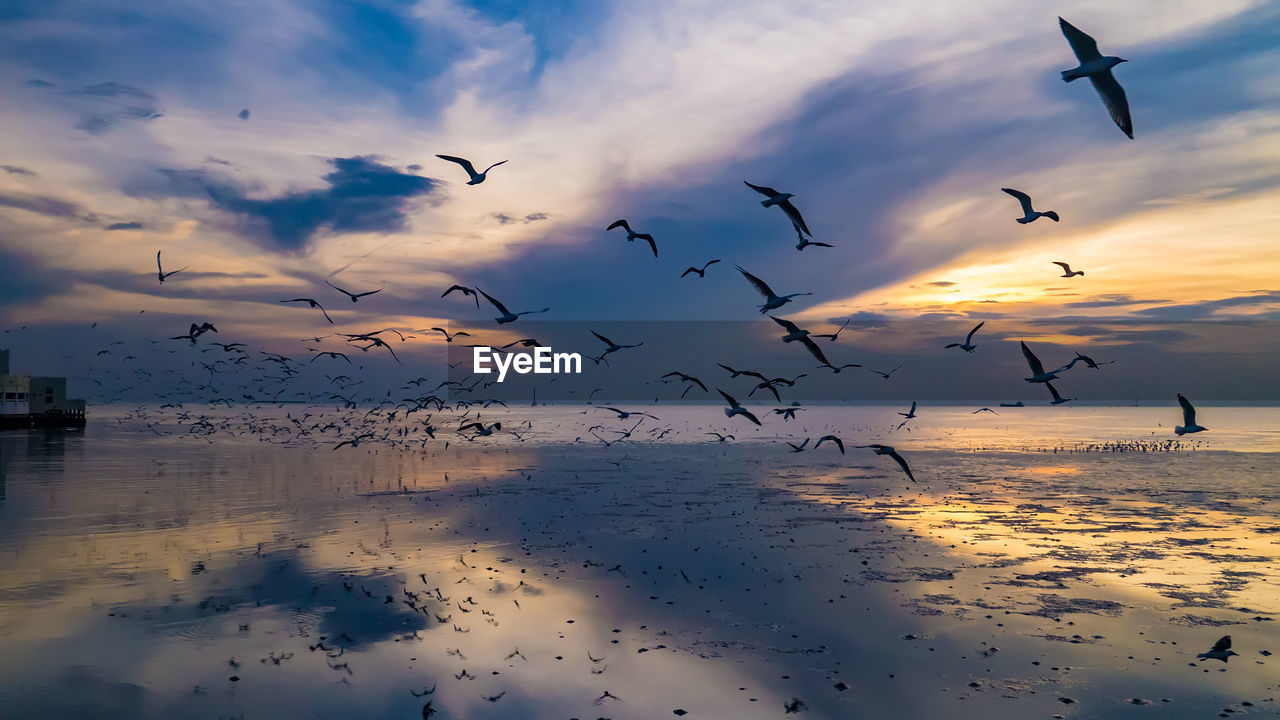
{"left": 1, "top": 424, "right": 1278, "bottom": 719}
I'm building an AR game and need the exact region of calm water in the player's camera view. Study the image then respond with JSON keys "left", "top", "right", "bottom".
{"left": 1, "top": 406, "right": 1278, "bottom": 719}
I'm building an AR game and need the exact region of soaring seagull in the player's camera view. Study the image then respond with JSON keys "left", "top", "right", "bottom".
{"left": 896, "top": 401, "right": 917, "bottom": 430}
{"left": 815, "top": 435, "right": 845, "bottom": 454}
{"left": 1174, "top": 394, "right": 1208, "bottom": 436}
{"left": 1045, "top": 381, "right": 1073, "bottom": 405}
{"left": 738, "top": 266, "right": 812, "bottom": 313}
{"left": 1059, "top": 17, "right": 1133, "bottom": 139}
{"left": 156, "top": 250, "right": 186, "bottom": 283}
{"left": 280, "top": 298, "right": 335, "bottom": 324}
{"left": 770, "top": 316, "right": 833, "bottom": 367}
{"left": 857, "top": 444, "right": 916, "bottom": 483}
{"left": 718, "top": 388, "right": 762, "bottom": 426}
{"left": 442, "top": 285, "right": 480, "bottom": 307}
{"left": 945, "top": 321, "right": 985, "bottom": 353}
{"left": 1052, "top": 261, "right": 1084, "bottom": 277}
{"left": 744, "top": 180, "right": 823, "bottom": 247}
{"left": 1002, "top": 188, "right": 1059, "bottom": 224}
{"left": 606, "top": 219, "right": 658, "bottom": 258}
{"left": 476, "top": 288, "right": 550, "bottom": 324}
{"left": 326, "top": 280, "right": 383, "bottom": 303}
{"left": 436, "top": 154, "right": 508, "bottom": 185}
{"left": 681, "top": 259, "right": 721, "bottom": 278}
{"left": 591, "top": 330, "right": 643, "bottom": 361}
{"left": 1021, "top": 341, "right": 1079, "bottom": 383}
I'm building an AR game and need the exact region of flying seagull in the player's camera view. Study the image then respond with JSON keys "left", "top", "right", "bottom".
{"left": 280, "top": 298, "right": 334, "bottom": 324}
{"left": 1021, "top": 341, "right": 1079, "bottom": 384}
{"left": 606, "top": 219, "right": 657, "bottom": 258}
{"left": 857, "top": 444, "right": 916, "bottom": 483}
{"left": 786, "top": 438, "right": 809, "bottom": 453}
{"left": 661, "top": 371, "right": 707, "bottom": 396}
{"left": 156, "top": 250, "right": 187, "bottom": 283}
{"left": 717, "top": 363, "right": 767, "bottom": 381}
{"left": 945, "top": 321, "right": 985, "bottom": 353}
{"left": 476, "top": 288, "right": 550, "bottom": 324}
{"left": 1195, "top": 635, "right": 1237, "bottom": 662}
{"left": 1002, "top": 188, "right": 1059, "bottom": 224}
{"left": 326, "top": 280, "right": 383, "bottom": 303}
{"left": 744, "top": 180, "right": 815, "bottom": 245}
{"left": 681, "top": 259, "right": 721, "bottom": 278}
{"left": 1174, "top": 394, "right": 1208, "bottom": 436}
{"left": 1045, "top": 381, "right": 1073, "bottom": 405}
{"left": 436, "top": 154, "right": 508, "bottom": 185}
{"left": 429, "top": 327, "right": 471, "bottom": 343}
{"left": 812, "top": 317, "right": 852, "bottom": 342}
{"left": 1052, "top": 261, "right": 1084, "bottom": 277}
{"left": 1073, "top": 351, "right": 1114, "bottom": 369}
{"left": 870, "top": 362, "right": 903, "bottom": 380}
{"left": 591, "top": 330, "right": 643, "bottom": 361}
{"left": 738, "top": 266, "right": 812, "bottom": 313}
{"left": 770, "top": 316, "right": 834, "bottom": 367}
{"left": 718, "top": 388, "right": 761, "bottom": 426}
{"left": 814, "top": 435, "right": 845, "bottom": 454}
{"left": 442, "top": 285, "right": 480, "bottom": 307}
{"left": 1059, "top": 17, "right": 1133, "bottom": 139}
{"left": 896, "top": 401, "right": 917, "bottom": 430}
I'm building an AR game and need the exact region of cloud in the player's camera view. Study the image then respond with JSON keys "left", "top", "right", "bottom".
{"left": 1, "top": 164, "right": 36, "bottom": 176}
{"left": 154, "top": 156, "right": 440, "bottom": 251}
{"left": 491, "top": 211, "right": 550, "bottom": 225}
{"left": 104, "top": 221, "right": 145, "bottom": 231}
{"left": 1134, "top": 290, "right": 1280, "bottom": 320}
{"left": 924, "top": 281, "right": 956, "bottom": 287}
{"left": 0, "top": 191, "right": 89, "bottom": 220}
{"left": 62, "top": 81, "right": 163, "bottom": 135}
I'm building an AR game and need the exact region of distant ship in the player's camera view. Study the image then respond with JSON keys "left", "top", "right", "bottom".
{"left": 999, "top": 401, "right": 1024, "bottom": 407}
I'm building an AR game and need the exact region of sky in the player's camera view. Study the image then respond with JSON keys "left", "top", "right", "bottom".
{"left": 2, "top": 0, "right": 1279, "bottom": 402}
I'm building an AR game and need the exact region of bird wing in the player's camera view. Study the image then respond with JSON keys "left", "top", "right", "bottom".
{"left": 770, "top": 315, "right": 801, "bottom": 333}
{"left": 156, "top": 250, "right": 162, "bottom": 273}
{"left": 1178, "top": 394, "right": 1197, "bottom": 426}
{"left": 704, "top": 259, "right": 721, "bottom": 269}
{"left": 680, "top": 267, "right": 697, "bottom": 278}
{"left": 1021, "top": 341, "right": 1046, "bottom": 376}
{"left": 1059, "top": 17, "right": 1102, "bottom": 63}
{"left": 1210, "top": 635, "right": 1231, "bottom": 652}
{"left": 718, "top": 389, "right": 739, "bottom": 408}
{"left": 637, "top": 234, "right": 657, "bottom": 257}
{"left": 817, "top": 435, "right": 845, "bottom": 454}
{"left": 1090, "top": 70, "right": 1134, "bottom": 139}
{"left": 909, "top": 401, "right": 916, "bottom": 413}
{"left": 1046, "top": 381, "right": 1064, "bottom": 402}
{"left": 481, "top": 160, "right": 508, "bottom": 174}
{"left": 591, "top": 330, "right": 615, "bottom": 347}
{"left": 606, "top": 219, "right": 630, "bottom": 232}
{"left": 741, "top": 409, "right": 762, "bottom": 426}
{"left": 318, "top": 304, "right": 334, "bottom": 325}
{"left": 689, "top": 376, "right": 708, "bottom": 392}
{"left": 325, "top": 280, "right": 352, "bottom": 297}
{"left": 743, "top": 180, "right": 780, "bottom": 198}
{"left": 1001, "top": 188, "right": 1034, "bottom": 215}
{"left": 436, "top": 154, "right": 478, "bottom": 176}
{"left": 354, "top": 288, "right": 383, "bottom": 298}
{"left": 476, "top": 288, "right": 510, "bottom": 315}
{"left": 780, "top": 200, "right": 812, "bottom": 237}
{"left": 736, "top": 267, "right": 776, "bottom": 299}
{"left": 800, "top": 336, "right": 832, "bottom": 366}
{"left": 888, "top": 449, "right": 916, "bottom": 482}
{"left": 966, "top": 321, "right": 985, "bottom": 343}
{"left": 442, "top": 284, "right": 470, "bottom": 297}
{"left": 1052, "top": 261, "right": 1072, "bottom": 272}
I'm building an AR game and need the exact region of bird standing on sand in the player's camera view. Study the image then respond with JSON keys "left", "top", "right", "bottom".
{"left": 1059, "top": 17, "right": 1133, "bottom": 138}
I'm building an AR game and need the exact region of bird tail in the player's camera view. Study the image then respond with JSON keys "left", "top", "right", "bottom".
{"left": 1043, "top": 211, "right": 1060, "bottom": 222}
{"left": 1061, "top": 68, "right": 1084, "bottom": 82}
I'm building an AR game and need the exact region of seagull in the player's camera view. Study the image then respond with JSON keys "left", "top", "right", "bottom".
{"left": 857, "top": 444, "right": 915, "bottom": 482}
{"left": 501, "top": 338, "right": 544, "bottom": 349}
{"left": 442, "top": 285, "right": 480, "bottom": 307}
{"left": 896, "top": 401, "right": 917, "bottom": 430}
{"left": 793, "top": 236, "right": 833, "bottom": 251}
{"left": 770, "top": 316, "right": 834, "bottom": 367}
{"left": 973, "top": 407, "right": 998, "bottom": 414}
{"left": 870, "top": 362, "right": 903, "bottom": 380}
{"left": 772, "top": 407, "right": 803, "bottom": 421}
{"left": 429, "top": 327, "right": 471, "bottom": 343}
{"left": 476, "top": 288, "right": 549, "bottom": 324}
{"left": 786, "top": 438, "right": 810, "bottom": 453}
{"left": 814, "top": 435, "right": 845, "bottom": 454}
{"left": 661, "top": 371, "right": 708, "bottom": 397}
{"left": 1045, "top": 381, "right": 1073, "bottom": 405}
{"left": 718, "top": 389, "right": 761, "bottom": 426}
{"left": 280, "top": 298, "right": 334, "bottom": 324}
{"left": 591, "top": 330, "right": 643, "bottom": 361}
{"left": 744, "top": 180, "right": 815, "bottom": 244}
{"left": 1059, "top": 17, "right": 1133, "bottom": 139}
{"left": 594, "top": 406, "right": 658, "bottom": 421}
{"left": 606, "top": 219, "right": 657, "bottom": 257}
{"left": 1002, "top": 188, "right": 1059, "bottom": 224}
{"left": 1073, "top": 351, "right": 1114, "bottom": 369}
{"left": 156, "top": 250, "right": 186, "bottom": 283}
{"left": 825, "top": 362, "right": 862, "bottom": 373}
{"left": 1052, "top": 261, "right": 1084, "bottom": 277}
{"left": 1174, "top": 394, "right": 1208, "bottom": 436}
{"left": 738, "top": 267, "right": 811, "bottom": 313}
{"left": 326, "top": 280, "right": 383, "bottom": 303}
{"left": 717, "top": 363, "right": 767, "bottom": 381}
{"left": 436, "top": 154, "right": 508, "bottom": 185}
{"left": 310, "top": 351, "right": 351, "bottom": 364}
{"left": 707, "top": 432, "right": 735, "bottom": 442}
{"left": 1021, "top": 341, "right": 1078, "bottom": 383}
{"left": 812, "top": 318, "right": 852, "bottom": 342}
{"left": 681, "top": 259, "right": 721, "bottom": 278}
{"left": 945, "top": 321, "right": 985, "bottom": 353}
{"left": 1195, "top": 635, "right": 1237, "bottom": 662}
